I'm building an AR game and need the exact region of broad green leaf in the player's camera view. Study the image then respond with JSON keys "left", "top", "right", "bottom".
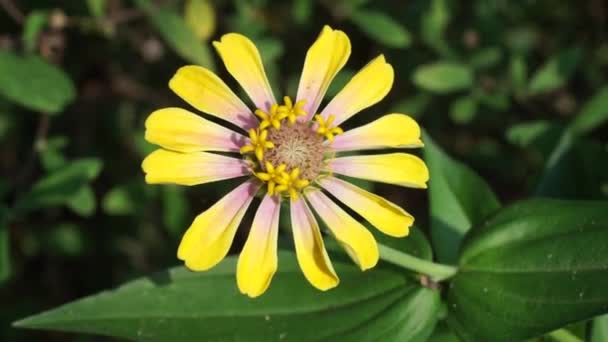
{"left": 450, "top": 96, "right": 477, "bottom": 124}
{"left": 424, "top": 133, "right": 500, "bottom": 264}
{"left": 350, "top": 10, "right": 412, "bottom": 49}
{"left": 528, "top": 47, "right": 582, "bottom": 95}
{"left": 14, "top": 158, "right": 102, "bottom": 213}
{"left": 14, "top": 252, "right": 440, "bottom": 341}
{"left": 184, "top": 0, "right": 216, "bottom": 41}
{"left": 591, "top": 315, "right": 608, "bottom": 342}
{"left": 372, "top": 226, "right": 433, "bottom": 262}
{"left": 0, "top": 208, "right": 10, "bottom": 283}
{"left": 86, "top": 0, "right": 106, "bottom": 18}
{"left": 40, "top": 136, "right": 69, "bottom": 171}
{"left": 448, "top": 199, "right": 608, "bottom": 341}
{"left": 570, "top": 86, "right": 608, "bottom": 135}
{"left": 0, "top": 52, "right": 75, "bottom": 114}
{"left": 421, "top": 0, "right": 450, "bottom": 55}
{"left": 136, "top": 0, "right": 215, "bottom": 69}
{"left": 469, "top": 47, "right": 502, "bottom": 70}
{"left": 162, "top": 185, "right": 189, "bottom": 237}
{"left": 413, "top": 63, "right": 473, "bottom": 94}
{"left": 67, "top": 185, "right": 96, "bottom": 217}
{"left": 22, "top": 11, "right": 48, "bottom": 53}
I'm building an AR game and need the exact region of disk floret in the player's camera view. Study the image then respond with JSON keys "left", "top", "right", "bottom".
{"left": 240, "top": 98, "right": 343, "bottom": 200}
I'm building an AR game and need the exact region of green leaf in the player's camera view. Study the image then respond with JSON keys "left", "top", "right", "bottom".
{"left": 506, "top": 120, "right": 555, "bottom": 148}
{"left": 136, "top": 0, "right": 215, "bottom": 69}
{"left": 162, "top": 186, "right": 189, "bottom": 237}
{"left": 469, "top": 47, "right": 502, "bottom": 70}
{"left": 535, "top": 130, "right": 608, "bottom": 199}
{"left": 450, "top": 96, "right": 477, "bottom": 124}
{"left": 0, "top": 52, "right": 76, "bottom": 114}
{"left": 326, "top": 69, "right": 355, "bottom": 98}
{"left": 423, "top": 132, "right": 500, "bottom": 264}
{"left": 184, "top": 0, "right": 216, "bottom": 41}
{"left": 15, "top": 158, "right": 102, "bottom": 213}
{"left": 570, "top": 86, "right": 608, "bottom": 135}
{"left": 102, "top": 186, "right": 136, "bottom": 216}
{"left": 350, "top": 10, "right": 412, "bottom": 49}
{"left": 292, "top": 0, "right": 312, "bottom": 24}
{"left": 14, "top": 252, "right": 440, "bottom": 341}
{"left": 22, "top": 11, "right": 49, "bottom": 53}
{"left": 413, "top": 63, "right": 473, "bottom": 94}
{"left": 448, "top": 199, "right": 608, "bottom": 341}
{"left": 44, "top": 223, "right": 85, "bottom": 257}
{"left": 528, "top": 47, "right": 582, "bottom": 95}
{"left": 510, "top": 54, "right": 527, "bottom": 94}
{"left": 421, "top": 0, "right": 450, "bottom": 55}
{"left": 0, "top": 208, "right": 10, "bottom": 284}
{"left": 389, "top": 93, "right": 432, "bottom": 119}
{"left": 591, "top": 314, "right": 608, "bottom": 342}
{"left": 66, "top": 185, "right": 96, "bottom": 217}
{"left": 86, "top": 0, "right": 106, "bottom": 18}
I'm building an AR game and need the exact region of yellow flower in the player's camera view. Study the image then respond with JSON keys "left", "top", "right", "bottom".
{"left": 142, "top": 25, "right": 428, "bottom": 298}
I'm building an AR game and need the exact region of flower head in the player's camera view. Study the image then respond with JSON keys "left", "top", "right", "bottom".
{"left": 142, "top": 25, "right": 428, "bottom": 297}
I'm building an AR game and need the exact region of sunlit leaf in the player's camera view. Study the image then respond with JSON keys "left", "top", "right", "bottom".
{"left": 591, "top": 315, "right": 608, "bottom": 342}
{"left": 0, "top": 52, "right": 75, "bottom": 114}
{"left": 413, "top": 63, "right": 473, "bottom": 93}
{"left": 448, "top": 199, "right": 608, "bottom": 341}
{"left": 14, "top": 252, "right": 441, "bottom": 341}
{"left": 136, "top": 0, "right": 215, "bottom": 69}
{"left": 528, "top": 47, "right": 582, "bottom": 95}
{"left": 450, "top": 96, "right": 477, "bottom": 124}
{"left": 67, "top": 186, "right": 96, "bottom": 217}
{"left": 469, "top": 47, "right": 502, "bottom": 70}
{"left": 570, "top": 86, "right": 608, "bottom": 135}
{"left": 22, "top": 11, "right": 48, "bottom": 53}
{"left": 86, "top": 0, "right": 106, "bottom": 18}
{"left": 350, "top": 10, "right": 412, "bottom": 49}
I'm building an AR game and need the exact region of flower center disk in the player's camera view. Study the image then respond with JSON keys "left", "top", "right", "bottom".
{"left": 264, "top": 121, "right": 325, "bottom": 181}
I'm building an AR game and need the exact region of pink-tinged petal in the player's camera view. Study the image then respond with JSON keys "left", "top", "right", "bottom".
{"left": 213, "top": 33, "right": 276, "bottom": 111}
{"left": 318, "top": 176, "right": 413, "bottom": 237}
{"left": 296, "top": 25, "right": 351, "bottom": 119}
{"left": 328, "top": 153, "right": 429, "bottom": 188}
{"left": 290, "top": 198, "right": 339, "bottom": 291}
{"left": 305, "top": 189, "right": 378, "bottom": 270}
{"left": 330, "top": 114, "right": 423, "bottom": 152}
{"left": 237, "top": 195, "right": 281, "bottom": 297}
{"left": 145, "top": 107, "right": 247, "bottom": 153}
{"left": 169, "top": 65, "right": 257, "bottom": 130}
{"left": 320, "top": 55, "right": 394, "bottom": 126}
{"left": 142, "top": 149, "right": 249, "bottom": 186}
{"left": 178, "top": 180, "right": 259, "bottom": 270}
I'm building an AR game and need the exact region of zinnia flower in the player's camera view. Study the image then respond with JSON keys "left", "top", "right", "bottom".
{"left": 142, "top": 26, "right": 429, "bottom": 297}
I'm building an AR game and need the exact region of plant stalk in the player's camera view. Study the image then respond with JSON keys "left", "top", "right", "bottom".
{"left": 378, "top": 243, "right": 458, "bottom": 281}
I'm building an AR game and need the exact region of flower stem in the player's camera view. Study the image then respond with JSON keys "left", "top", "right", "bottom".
{"left": 378, "top": 243, "right": 458, "bottom": 281}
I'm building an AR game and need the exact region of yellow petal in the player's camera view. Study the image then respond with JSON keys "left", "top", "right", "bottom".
{"left": 320, "top": 55, "right": 394, "bottom": 126}
{"left": 145, "top": 107, "right": 246, "bottom": 153}
{"left": 169, "top": 65, "right": 256, "bottom": 129}
{"left": 318, "top": 176, "right": 413, "bottom": 237}
{"left": 213, "top": 33, "right": 276, "bottom": 111}
{"left": 142, "top": 149, "right": 248, "bottom": 186}
{"left": 328, "top": 153, "right": 429, "bottom": 189}
{"left": 290, "top": 198, "right": 339, "bottom": 290}
{"left": 237, "top": 195, "right": 280, "bottom": 297}
{"left": 330, "top": 114, "right": 423, "bottom": 152}
{"left": 305, "top": 189, "right": 378, "bottom": 270}
{"left": 296, "top": 25, "right": 351, "bottom": 119}
{"left": 178, "top": 180, "right": 259, "bottom": 270}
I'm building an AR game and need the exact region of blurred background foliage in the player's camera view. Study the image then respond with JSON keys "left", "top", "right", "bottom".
{"left": 0, "top": 0, "right": 607, "bottom": 340}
